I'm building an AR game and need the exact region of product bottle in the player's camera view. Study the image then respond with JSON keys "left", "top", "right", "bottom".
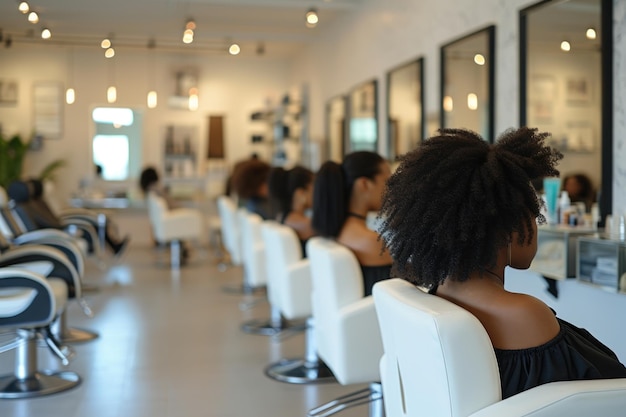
{"left": 559, "top": 190, "right": 571, "bottom": 225}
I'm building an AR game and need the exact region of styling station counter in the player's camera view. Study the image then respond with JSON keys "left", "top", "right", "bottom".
{"left": 529, "top": 225, "right": 597, "bottom": 280}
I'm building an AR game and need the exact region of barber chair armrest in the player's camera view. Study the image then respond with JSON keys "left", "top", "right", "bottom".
{"left": 470, "top": 379, "right": 626, "bottom": 417}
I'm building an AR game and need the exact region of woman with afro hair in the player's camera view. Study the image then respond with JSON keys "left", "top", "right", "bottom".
{"left": 379, "top": 127, "right": 626, "bottom": 399}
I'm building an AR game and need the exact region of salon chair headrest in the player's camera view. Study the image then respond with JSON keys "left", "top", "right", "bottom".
{"left": 7, "top": 180, "right": 33, "bottom": 203}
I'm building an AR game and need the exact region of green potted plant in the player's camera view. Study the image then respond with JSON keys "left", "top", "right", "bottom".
{"left": 0, "top": 133, "right": 30, "bottom": 188}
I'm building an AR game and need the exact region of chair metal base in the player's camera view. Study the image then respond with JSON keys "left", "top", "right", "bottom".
{"left": 59, "top": 327, "right": 99, "bottom": 344}
{"left": 265, "top": 358, "right": 336, "bottom": 384}
{"left": 0, "top": 371, "right": 81, "bottom": 399}
{"left": 308, "top": 382, "right": 383, "bottom": 417}
{"left": 240, "top": 318, "right": 285, "bottom": 336}
{"left": 222, "top": 282, "right": 265, "bottom": 295}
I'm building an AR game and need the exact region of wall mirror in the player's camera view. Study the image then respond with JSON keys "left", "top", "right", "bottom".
{"left": 325, "top": 95, "right": 347, "bottom": 162}
{"left": 386, "top": 58, "right": 424, "bottom": 160}
{"left": 440, "top": 26, "right": 495, "bottom": 142}
{"left": 347, "top": 79, "right": 378, "bottom": 153}
{"left": 520, "top": 0, "right": 611, "bottom": 217}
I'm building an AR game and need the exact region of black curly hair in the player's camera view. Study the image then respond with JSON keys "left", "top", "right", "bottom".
{"left": 139, "top": 167, "right": 159, "bottom": 194}
{"left": 379, "top": 127, "right": 563, "bottom": 287}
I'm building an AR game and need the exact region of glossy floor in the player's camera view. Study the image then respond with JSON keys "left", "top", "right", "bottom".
{"left": 0, "top": 245, "right": 372, "bottom": 417}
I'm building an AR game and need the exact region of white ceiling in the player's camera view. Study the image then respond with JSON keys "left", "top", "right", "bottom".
{"left": 0, "top": 0, "right": 364, "bottom": 57}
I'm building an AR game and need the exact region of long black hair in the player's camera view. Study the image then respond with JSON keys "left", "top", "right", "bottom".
{"left": 312, "top": 151, "right": 384, "bottom": 237}
{"left": 268, "top": 166, "right": 314, "bottom": 215}
{"left": 379, "top": 127, "right": 562, "bottom": 287}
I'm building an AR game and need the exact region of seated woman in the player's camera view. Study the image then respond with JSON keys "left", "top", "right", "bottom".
{"left": 379, "top": 127, "right": 626, "bottom": 399}
{"left": 139, "top": 167, "right": 177, "bottom": 209}
{"left": 230, "top": 159, "right": 274, "bottom": 220}
{"left": 563, "top": 172, "right": 596, "bottom": 212}
{"left": 268, "top": 166, "right": 315, "bottom": 257}
{"left": 312, "top": 151, "right": 393, "bottom": 297}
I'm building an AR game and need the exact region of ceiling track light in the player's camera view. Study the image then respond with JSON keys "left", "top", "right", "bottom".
{"left": 27, "top": 11, "right": 39, "bottom": 24}
{"left": 560, "top": 40, "right": 571, "bottom": 52}
{"left": 18, "top": 1, "right": 29, "bottom": 14}
{"left": 305, "top": 8, "right": 319, "bottom": 28}
{"left": 41, "top": 28, "right": 51, "bottom": 40}
{"left": 586, "top": 28, "right": 597, "bottom": 40}
{"left": 228, "top": 43, "right": 240, "bottom": 55}
{"left": 105, "top": 47, "right": 115, "bottom": 58}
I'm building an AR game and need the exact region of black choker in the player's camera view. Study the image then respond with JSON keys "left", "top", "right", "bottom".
{"left": 347, "top": 212, "right": 367, "bottom": 221}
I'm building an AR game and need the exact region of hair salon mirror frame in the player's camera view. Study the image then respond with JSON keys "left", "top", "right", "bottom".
{"left": 440, "top": 25, "right": 496, "bottom": 142}
{"left": 325, "top": 95, "right": 347, "bottom": 162}
{"left": 386, "top": 58, "right": 425, "bottom": 160}
{"left": 347, "top": 79, "right": 379, "bottom": 154}
{"left": 520, "top": 0, "right": 613, "bottom": 220}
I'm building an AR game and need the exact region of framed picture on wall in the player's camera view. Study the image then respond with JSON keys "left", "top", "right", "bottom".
{"left": 0, "top": 80, "right": 18, "bottom": 105}
{"left": 33, "top": 82, "right": 63, "bottom": 139}
{"left": 565, "top": 77, "right": 591, "bottom": 104}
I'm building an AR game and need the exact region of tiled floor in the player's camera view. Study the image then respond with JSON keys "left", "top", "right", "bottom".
{"left": 0, "top": 245, "right": 372, "bottom": 417}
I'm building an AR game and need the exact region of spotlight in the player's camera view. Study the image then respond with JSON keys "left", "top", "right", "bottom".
{"left": 183, "top": 29, "right": 194, "bottom": 44}
{"left": 305, "top": 8, "right": 318, "bottom": 28}
{"left": 27, "top": 11, "right": 39, "bottom": 24}
{"left": 473, "top": 54, "right": 485, "bottom": 65}
{"left": 66, "top": 88, "right": 75, "bottom": 104}
{"left": 560, "top": 40, "right": 571, "bottom": 52}
{"left": 586, "top": 28, "right": 597, "bottom": 40}
{"left": 228, "top": 43, "right": 240, "bottom": 55}
{"left": 467, "top": 93, "right": 478, "bottom": 110}
{"left": 186, "top": 19, "right": 196, "bottom": 30}
{"left": 147, "top": 91, "right": 158, "bottom": 109}
{"left": 41, "top": 28, "right": 51, "bottom": 40}
{"left": 105, "top": 47, "right": 115, "bottom": 58}
{"left": 101, "top": 38, "right": 111, "bottom": 48}
{"left": 18, "top": 1, "right": 29, "bottom": 14}
{"left": 107, "top": 86, "right": 117, "bottom": 103}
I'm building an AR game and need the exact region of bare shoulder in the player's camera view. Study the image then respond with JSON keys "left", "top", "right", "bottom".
{"left": 486, "top": 292, "right": 561, "bottom": 350}
{"left": 338, "top": 221, "right": 392, "bottom": 265}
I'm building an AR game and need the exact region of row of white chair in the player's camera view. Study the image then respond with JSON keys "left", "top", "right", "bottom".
{"left": 218, "top": 194, "right": 626, "bottom": 417}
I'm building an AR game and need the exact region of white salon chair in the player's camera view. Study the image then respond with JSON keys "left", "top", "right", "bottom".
{"left": 307, "top": 237, "right": 384, "bottom": 417}
{"left": 238, "top": 210, "right": 278, "bottom": 334}
{"left": 216, "top": 195, "right": 243, "bottom": 268}
{"left": 0, "top": 267, "right": 81, "bottom": 398}
{"left": 372, "top": 278, "right": 626, "bottom": 417}
{"left": 146, "top": 191, "right": 204, "bottom": 269}
{"left": 261, "top": 222, "right": 334, "bottom": 384}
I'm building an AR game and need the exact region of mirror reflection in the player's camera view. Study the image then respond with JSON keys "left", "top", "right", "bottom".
{"left": 387, "top": 58, "right": 424, "bottom": 160}
{"left": 348, "top": 80, "right": 378, "bottom": 153}
{"left": 441, "top": 26, "right": 495, "bottom": 141}
{"left": 325, "top": 95, "right": 347, "bottom": 162}
{"left": 522, "top": 0, "right": 605, "bottom": 214}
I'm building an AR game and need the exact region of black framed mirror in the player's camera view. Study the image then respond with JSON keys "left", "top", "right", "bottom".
{"left": 347, "top": 79, "right": 378, "bottom": 153}
{"left": 386, "top": 58, "right": 425, "bottom": 160}
{"left": 520, "top": 0, "right": 612, "bottom": 219}
{"left": 440, "top": 25, "right": 495, "bottom": 142}
{"left": 325, "top": 95, "right": 347, "bottom": 162}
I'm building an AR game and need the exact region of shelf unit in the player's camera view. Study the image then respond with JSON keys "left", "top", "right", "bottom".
{"left": 577, "top": 236, "right": 626, "bottom": 292}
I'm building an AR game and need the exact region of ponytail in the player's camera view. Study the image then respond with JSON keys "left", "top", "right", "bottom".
{"left": 268, "top": 167, "right": 290, "bottom": 214}
{"left": 312, "top": 161, "right": 348, "bottom": 237}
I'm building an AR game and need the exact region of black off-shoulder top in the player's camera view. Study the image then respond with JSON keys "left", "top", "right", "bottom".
{"left": 496, "top": 315, "right": 626, "bottom": 398}
{"left": 360, "top": 264, "right": 392, "bottom": 297}
{"left": 428, "top": 285, "right": 626, "bottom": 398}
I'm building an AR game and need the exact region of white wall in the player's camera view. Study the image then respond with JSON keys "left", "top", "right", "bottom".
{"left": 0, "top": 44, "right": 291, "bottom": 203}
